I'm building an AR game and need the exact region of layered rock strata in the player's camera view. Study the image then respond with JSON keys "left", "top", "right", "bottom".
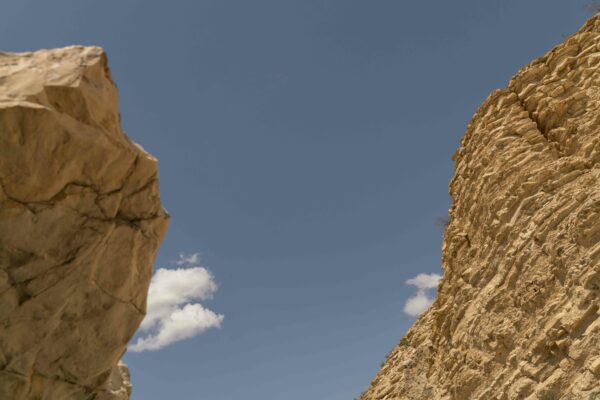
{"left": 0, "top": 46, "right": 168, "bottom": 399}
{"left": 361, "top": 15, "right": 600, "bottom": 400}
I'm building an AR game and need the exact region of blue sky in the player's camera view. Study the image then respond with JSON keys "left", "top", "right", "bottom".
{"left": 1, "top": 1, "right": 595, "bottom": 399}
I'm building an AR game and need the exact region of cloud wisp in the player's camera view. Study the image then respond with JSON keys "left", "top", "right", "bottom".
{"left": 129, "top": 254, "right": 224, "bottom": 352}
{"left": 174, "top": 252, "right": 200, "bottom": 266}
{"left": 403, "top": 273, "right": 442, "bottom": 317}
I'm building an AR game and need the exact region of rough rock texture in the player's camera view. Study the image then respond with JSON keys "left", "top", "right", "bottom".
{"left": 361, "top": 16, "right": 600, "bottom": 400}
{"left": 0, "top": 46, "right": 168, "bottom": 399}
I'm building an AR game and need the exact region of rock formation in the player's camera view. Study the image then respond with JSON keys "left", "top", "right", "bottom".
{"left": 0, "top": 46, "right": 168, "bottom": 399}
{"left": 361, "top": 15, "right": 600, "bottom": 400}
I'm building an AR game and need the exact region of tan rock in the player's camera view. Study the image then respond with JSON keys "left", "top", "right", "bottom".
{"left": 360, "top": 15, "right": 600, "bottom": 400}
{"left": 0, "top": 46, "right": 168, "bottom": 399}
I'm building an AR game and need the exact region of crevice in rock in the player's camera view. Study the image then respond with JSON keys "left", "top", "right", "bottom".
{"left": 89, "top": 278, "right": 145, "bottom": 317}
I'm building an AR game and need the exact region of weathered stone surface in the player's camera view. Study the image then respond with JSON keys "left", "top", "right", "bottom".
{"left": 361, "top": 16, "right": 600, "bottom": 400}
{"left": 0, "top": 46, "right": 168, "bottom": 399}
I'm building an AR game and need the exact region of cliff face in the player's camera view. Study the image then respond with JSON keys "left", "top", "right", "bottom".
{"left": 0, "top": 47, "right": 168, "bottom": 399}
{"left": 361, "top": 16, "right": 600, "bottom": 400}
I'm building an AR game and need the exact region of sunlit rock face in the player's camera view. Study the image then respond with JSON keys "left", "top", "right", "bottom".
{"left": 0, "top": 46, "right": 168, "bottom": 399}
{"left": 361, "top": 15, "right": 600, "bottom": 400}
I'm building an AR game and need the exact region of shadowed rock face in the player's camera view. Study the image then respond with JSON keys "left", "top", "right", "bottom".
{"left": 0, "top": 46, "right": 169, "bottom": 399}
{"left": 361, "top": 16, "right": 600, "bottom": 400}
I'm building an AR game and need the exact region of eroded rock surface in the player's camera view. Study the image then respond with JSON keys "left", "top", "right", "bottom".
{"left": 361, "top": 15, "right": 600, "bottom": 400}
{"left": 0, "top": 46, "right": 168, "bottom": 399}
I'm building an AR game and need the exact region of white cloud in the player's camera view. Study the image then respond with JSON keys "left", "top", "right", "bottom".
{"left": 403, "top": 289, "right": 434, "bottom": 316}
{"left": 406, "top": 273, "right": 441, "bottom": 290}
{"left": 129, "top": 253, "right": 224, "bottom": 352}
{"left": 174, "top": 252, "right": 200, "bottom": 266}
{"left": 131, "top": 304, "right": 223, "bottom": 352}
{"left": 403, "top": 273, "right": 442, "bottom": 317}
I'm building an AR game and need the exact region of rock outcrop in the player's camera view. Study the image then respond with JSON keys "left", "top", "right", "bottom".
{"left": 361, "top": 15, "right": 600, "bottom": 400}
{"left": 0, "top": 46, "right": 168, "bottom": 399}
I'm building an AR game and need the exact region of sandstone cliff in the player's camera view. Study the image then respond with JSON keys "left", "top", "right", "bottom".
{"left": 0, "top": 46, "right": 168, "bottom": 399}
{"left": 361, "top": 15, "right": 600, "bottom": 400}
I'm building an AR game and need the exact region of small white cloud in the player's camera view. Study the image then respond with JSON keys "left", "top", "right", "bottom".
{"left": 137, "top": 267, "right": 218, "bottom": 332}
{"left": 131, "top": 304, "right": 223, "bottom": 352}
{"left": 403, "top": 273, "right": 442, "bottom": 317}
{"left": 406, "top": 273, "right": 441, "bottom": 290}
{"left": 403, "top": 290, "right": 434, "bottom": 316}
{"left": 129, "top": 254, "right": 223, "bottom": 352}
{"left": 174, "top": 252, "right": 201, "bottom": 266}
